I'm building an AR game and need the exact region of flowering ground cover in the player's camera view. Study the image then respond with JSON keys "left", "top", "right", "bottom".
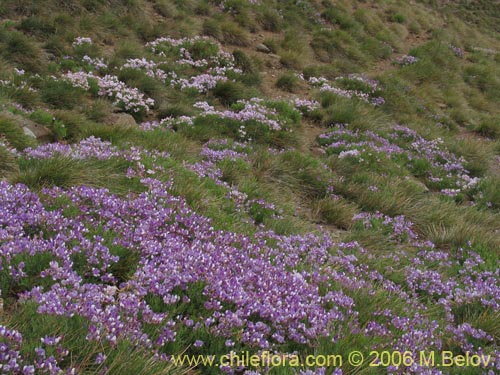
{"left": 2, "top": 138, "right": 500, "bottom": 375}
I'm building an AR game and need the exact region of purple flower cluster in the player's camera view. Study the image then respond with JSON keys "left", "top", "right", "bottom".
{"left": 293, "top": 98, "right": 320, "bottom": 113}
{"left": 319, "top": 124, "right": 480, "bottom": 195}
{"left": 395, "top": 55, "right": 419, "bottom": 65}
{"left": 193, "top": 98, "right": 283, "bottom": 132}
{"left": 72, "top": 37, "right": 92, "bottom": 46}
{"left": 62, "top": 71, "right": 154, "bottom": 113}
{"left": 143, "top": 36, "right": 241, "bottom": 94}
{"left": 308, "top": 76, "right": 384, "bottom": 105}
{"left": 122, "top": 58, "right": 167, "bottom": 82}
{"left": 449, "top": 44, "right": 464, "bottom": 58}
{"left": 139, "top": 116, "right": 193, "bottom": 131}
{"left": 335, "top": 74, "right": 379, "bottom": 92}
{"left": 318, "top": 83, "right": 370, "bottom": 102}
{"left": 82, "top": 55, "right": 107, "bottom": 70}
{"left": 352, "top": 211, "right": 418, "bottom": 244}
{"left": 0, "top": 79, "right": 37, "bottom": 93}
{"left": 22, "top": 136, "right": 120, "bottom": 160}
{"left": 182, "top": 138, "right": 281, "bottom": 221}
{"left": 0, "top": 325, "right": 74, "bottom": 375}
{"left": 172, "top": 73, "right": 228, "bottom": 93}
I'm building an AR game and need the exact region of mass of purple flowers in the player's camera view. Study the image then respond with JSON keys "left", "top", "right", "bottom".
{"left": 1, "top": 134, "right": 500, "bottom": 374}
{"left": 308, "top": 75, "right": 385, "bottom": 106}
{"left": 318, "top": 124, "right": 480, "bottom": 196}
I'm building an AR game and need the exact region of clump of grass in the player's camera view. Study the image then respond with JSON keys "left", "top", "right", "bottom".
{"left": 203, "top": 18, "right": 249, "bottom": 46}
{"left": 360, "top": 36, "right": 393, "bottom": 60}
{"left": 262, "top": 150, "right": 330, "bottom": 199}
{"left": 13, "top": 156, "right": 138, "bottom": 194}
{"left": 52, "top": 110, "right": 98, "bottom": 141}
{"left": 448, "top": 138, "right": 494, "bottom": 177}
{"left": 202, "top": 18, "right": 222, "bottom": 40}
{"left": 403, "top": 41, "right": 458, "bottom": 84}
{"left": 212, "top": 80, "right": 252, "bottom": 106}
{"left": 195, "top": 0, "right": 211, "bottom": 16}
{"left": 84, "top": 98, "right": 115, "bottom": 122}
{"left": 0, "top": 144, "right": 19, "bottom": 177}
{"left": 312, "top": 197, "right": 357, "bottom": 230}
{"left": 5, "top": 302, "right": 182, "bottom": 375}
{"left": 276, "top": 72, "right": 300, "bottom": 92}
{"left": 157, "top": 101, "right": 196, "bottom": 120}
{"left": 232, "top": 49, "right": 255, "bottom": 73}
{"left": 318, "top": 93, "right": 389, "bottom": 131}
{"left": 278, "top": 50, "right": 303, "bottom": 69}
{"left": 76, "top": 122, "right": 136, "bottom": 144}
{"left": 0, "top": 83, "right": 41, "bottom": 109}
{"left": 118, "top": 68, "right": 168, "bottom": 110}
{"left": 477, "top": 176, "right": 500, "bottom": 210}
{"left": 113, "top": 40, "right": 146, "bottom": 61}
{"left": 18, "top": 15, "right": 56, "bottom": 37}
{"left": 473, "top": 117, "right": 500, "bottom": 139}
{"left": 40, "top": 80, "right": 86, "bottom": 109}
{"left": 321, "top": 5, "right": 357, "bottom": 30}
{"left": 257, "top": 9, "right": 282, "bottom": 32}
{"left": 153, "top": 0, "right": 178, "bottom": 18}
{"left": 0, "top": 29, "right": 45, "bottom": 73}
{"left": 311, "top": 29, "right": 366, "bottom": 65}
{"left": 219, "top": 21, "right": 249, "bottom": 46}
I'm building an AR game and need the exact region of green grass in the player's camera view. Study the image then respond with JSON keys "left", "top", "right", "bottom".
{"left": 12, "top": 156, "right": 140, "bottom": 194}
{"left": 0, "top": 144, "right": 18, "bottom": 177}
{"left": 40, "top": 80, "right": 87, "bottom": 109}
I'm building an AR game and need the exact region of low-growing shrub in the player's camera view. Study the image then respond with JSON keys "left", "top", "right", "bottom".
{"left": 391, "top": 14, "right": 406, "bottom": 23}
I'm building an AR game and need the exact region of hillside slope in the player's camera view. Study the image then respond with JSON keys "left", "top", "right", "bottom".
{"left": 1, "top": 1, "right": 500, "bottom": 374}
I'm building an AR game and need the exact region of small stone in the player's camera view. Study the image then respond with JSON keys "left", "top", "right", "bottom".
{"left": 256, "top": 43, "right": 271, "bottom": 53}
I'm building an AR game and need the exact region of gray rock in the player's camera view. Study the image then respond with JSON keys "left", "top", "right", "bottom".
{"left": 104, "top": 113, "right": 137, "bottom": 127}
{"left": 23, "top": 127, "right": 36, "bottom": 138}
{"left": 26, "top": 123, "right": 51, "bottom": 141}
{"left": 256, "top": 43, "right": 271, "bottom": 53}
{"left": 1, "top": 111, "right": 51, "bottom": 142}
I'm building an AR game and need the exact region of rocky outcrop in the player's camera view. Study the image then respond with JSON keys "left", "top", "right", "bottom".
{"left": 0, "top": 111, "right": 51, "bottom": 143}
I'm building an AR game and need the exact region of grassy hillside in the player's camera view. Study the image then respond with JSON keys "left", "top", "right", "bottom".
{"left": 1, "top": 1, "right": 500, "bottom": 374}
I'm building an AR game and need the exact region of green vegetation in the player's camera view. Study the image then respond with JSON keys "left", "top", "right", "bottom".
{"left": 1, "top": 0, "right": 500, "bottom": 374}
